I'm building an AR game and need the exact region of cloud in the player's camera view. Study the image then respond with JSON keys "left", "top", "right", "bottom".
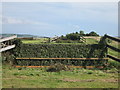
{"left": 2, "top": 2, "right": 117, "bottom": 24}
{"left": 1, "top": 2, "right": 118, "bottom": 37}
{"left": 73, "top": 25, "right": 80, "bottom": 29}
{"left": 47, "top": 3, "right": 117, "bottom": 23}
{"left": 71, "top": 25, "right": 81, "bottom": 31}
{"left": 1, "top": 16, "right": 53, "bottom": 26}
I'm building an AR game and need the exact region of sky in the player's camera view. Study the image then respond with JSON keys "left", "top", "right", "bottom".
{"left": 1, "top": 2, "right": 118, "bottom": 37}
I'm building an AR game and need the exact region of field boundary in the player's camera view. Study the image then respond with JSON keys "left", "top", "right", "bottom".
{"left": 101, "top": 34, "right": 120, "bottom": 62}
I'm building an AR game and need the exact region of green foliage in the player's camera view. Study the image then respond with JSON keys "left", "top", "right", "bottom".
{"left": 60, "top": 35, "right": 67, "bottom": 40}
{"left": 59, "top": 31, "right": 99, "bottom": 43}
{"left": 2, "top": 52, "right": 15, "bottom": 65}
{"left": 88, "top": 31, "right": 99, "bottom": 36}
{"left": 16, "top": 44, "right": 106, "bottom": 58}
{"left": 16, "top": 59, "right": 107, "bottom": 66}
{"left": 12, "top": 39, "right": 22, "bottom": 57}
{"left": 98, "top": 36, "right": 107, "bottom": 47}
{"left": 79, "top": 30, "right": 85, "bottom": 36}
{"left": 15, "top": 44, "right": 107, "bottom": 66}
{"left": 66, "top": 33, "right": 80, "bottom": 40}
{"left": 13, "top": 38, "right": 22, "bottom": 47}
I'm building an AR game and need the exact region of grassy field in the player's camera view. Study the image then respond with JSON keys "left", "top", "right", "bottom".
{"left": 22, "top": 38, "right": 49, "bottom": 44}
{"left": 85, "top": 38, "right": 99, "bottom": 44}
{"left": 107, "top": 40, "right": 119, "bottom": 58}
{"left": 2, "top": 37, "right": 119, "bottom": 88}
{"left": 22, "top": 38, "right": 99, "bottom": 44}
{"left": 2, "top": 65, "right": 119, "bottom": 88}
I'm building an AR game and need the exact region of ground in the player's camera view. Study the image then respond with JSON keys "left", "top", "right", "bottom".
{"left": 2, "top": 37, "right": 119, "bottom": 88}
{"left": 2, "top": 65, "right": 119, "bottom": 88}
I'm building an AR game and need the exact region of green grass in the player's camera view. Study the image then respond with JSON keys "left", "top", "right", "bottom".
{"left": 22, "top": 38, "right": 99, "bottom": 45}
{"left": 85, "top": 38, "right": 99, "bottom": 44}
{"left": 2, "top": 37, "right": 119, "bottom": 88}
{"left": 106, "top": 40, "right": 120, "bottom": 69}
{"left": 107, "top": 40, "right": 119, "bottom": 58}
{"left": 2, "top": 65, "right": 119, "bottom": 88}
{"left": 22, "top": 38, "right": 49, "bottom": 44}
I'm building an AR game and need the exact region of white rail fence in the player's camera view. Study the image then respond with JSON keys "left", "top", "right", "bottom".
{"left": 0, "top": 35, "right": 17, "bottom": 52}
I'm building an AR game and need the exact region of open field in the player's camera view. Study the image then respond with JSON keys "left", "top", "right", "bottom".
{"left": 2, "top": 36, "right": 119, "bottom": 88}
{"left": 107, "top": 40, "right": 119, "bottom": 58}
{"left": 2, "top": 65, "right": 119, "bottom": 88}
{"left": 21, "top": 38, "right": 99, "bottom": 44}
{"left": 21, "top": 38, "right": 49, "bottom": 44}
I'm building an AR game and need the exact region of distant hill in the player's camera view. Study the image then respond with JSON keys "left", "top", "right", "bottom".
{"left": 0, "top": 34, "right": 50, "bottom": 38}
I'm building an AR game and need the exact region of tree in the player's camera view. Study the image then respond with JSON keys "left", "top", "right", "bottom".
{"left": 88, "top": 31, "right": 99, "bottom": 36}
{"left": 75, "top": 32, "right": 79, "bottom": 34}
{"left": 85, "top": 33, "right": 90, "bottom": 36}
{"left": 60, "top": 35, "right": 67, "bottom": 40}
{"left": 79, "top": 30, "right": 84, "bottom": 36}
{"left": 66, "top": 33, "right": 80, "bottom": 40}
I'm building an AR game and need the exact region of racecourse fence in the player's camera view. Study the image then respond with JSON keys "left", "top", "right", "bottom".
{"left": 15, "top": 34, "right": 120, "bottom": 68}
{"left": 100, "top": 34, "right": 120, "bottom": 62}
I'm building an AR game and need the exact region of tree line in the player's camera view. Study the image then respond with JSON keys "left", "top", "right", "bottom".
{"left": 60, "top": 31, "right": 99, "bottom": 40}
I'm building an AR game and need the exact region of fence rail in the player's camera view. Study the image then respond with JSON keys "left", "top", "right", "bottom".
{"left": 16, "top": 58, "right": 108, "bottom": 60}
{"left": 107, "top": 55, "right": 120, "bottom": 62}
{"left": 105, "top": 34, "right": 120, "bottom": 42}
{"left": 103, "top": 34, "right": 120, "bottom": 62}
{"left": 0, "top": 35, "right": 17, "bottom": 42}
{"left": 0, "top": 44, "right": 15, "bottom": 52}
{"left": 106, "top": 44, "right": 120, "bottom": 52}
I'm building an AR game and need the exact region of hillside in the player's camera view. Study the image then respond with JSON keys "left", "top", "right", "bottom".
{"left": 0, "top": 34, "right": 48, "bottom": 38}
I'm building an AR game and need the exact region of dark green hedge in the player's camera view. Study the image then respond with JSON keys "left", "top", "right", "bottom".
{"left": 16, "top": 44, "right": 107, "bottom": 58}
{"left": 2, "top": 38, "right": 108, "bottom": 66}
{"left": 14, "top": 44, "right": 107, "bottom": 66}
{"left": 16, "top": 59, "right": 108, "bottom": 66}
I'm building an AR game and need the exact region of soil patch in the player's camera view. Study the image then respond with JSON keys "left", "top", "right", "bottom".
{"left": 60, "top": 78, "right": 95, "bottom": 82}
{"left": 100, "top": 79, "right": 118, "bottom": 83}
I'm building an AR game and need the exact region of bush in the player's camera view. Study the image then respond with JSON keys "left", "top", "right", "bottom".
{"left": 88, "top": 31, "right": 99, "bottom": 36}
{"left": 2, "top": 51, "right": 15, "bottom": 65}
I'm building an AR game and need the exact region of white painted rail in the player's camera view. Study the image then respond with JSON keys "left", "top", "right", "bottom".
{"left": 0, "top": 35, "right": 17, "bottom": 42}
{"left": 0, "top": 44, "right": 15, "bottom": 52}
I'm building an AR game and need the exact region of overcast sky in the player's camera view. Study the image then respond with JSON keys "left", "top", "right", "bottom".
{"left": 1, "top": 2, "right": 118, "bottom": 37}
